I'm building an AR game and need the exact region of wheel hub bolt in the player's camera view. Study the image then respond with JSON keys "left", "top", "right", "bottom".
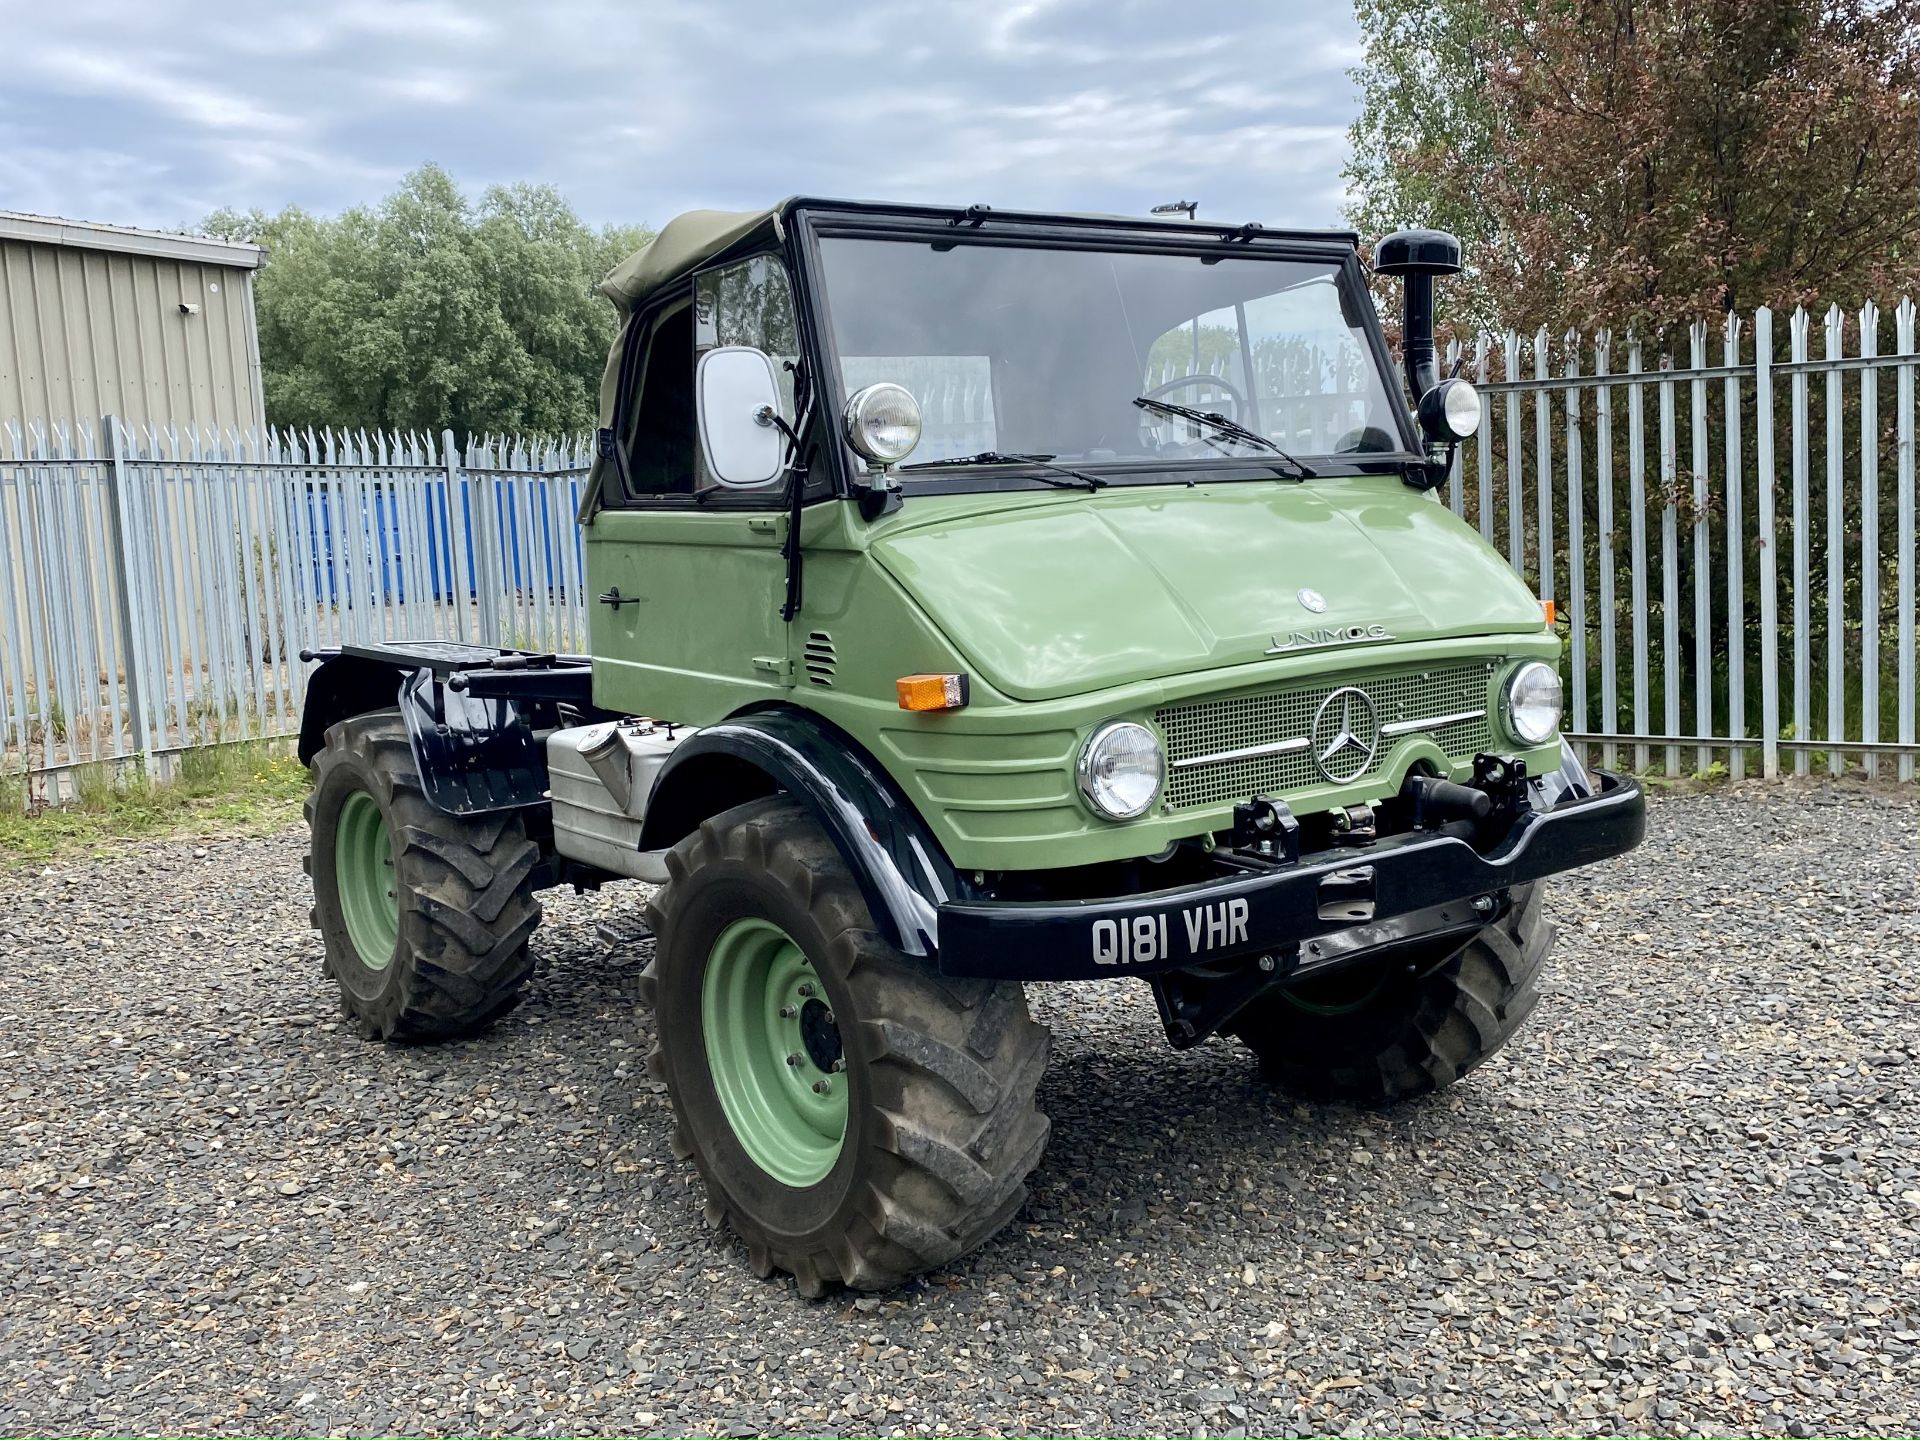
{"left": 779, "top": 1004, "right": 798, "bottom": 1019}
{"left": 811, "top": 1079, "right": 832, "bottom": 1095}
{"left": 797, "top": 982, "right": 816, "bottom": 998}
{"left": 785, "top": 1052, "right": 803, "bottom": 1067}
{"left": 823, "top": 1010, "right": 835, "bottom": 1025}
{"left": 831, "top": 1057, "right": 846, "bottom": 1073}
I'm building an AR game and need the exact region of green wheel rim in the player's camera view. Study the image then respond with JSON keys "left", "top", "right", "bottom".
{"left": 700, "top": 918, "right": 847, "bottom": 1187}
{"left": 1279, "top": 963, "right": 1390, "bottom": 1016}
{"left": 334, "top": 789, "right": 398, "bottom": 970}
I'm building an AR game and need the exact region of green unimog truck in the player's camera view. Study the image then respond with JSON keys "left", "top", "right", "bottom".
{"left": 297, "top": 199, "right": 1646, "bottom": 1295}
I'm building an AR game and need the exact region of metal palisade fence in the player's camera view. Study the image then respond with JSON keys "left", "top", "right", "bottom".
{"left": 0, "top": 296, "right": 1915, "bottom": 802}
{"left": 0, "top": 419, "right": 591, "bottom": 796}
{"left": 1445, "top": 300, "right": 1915, "bottom": 784}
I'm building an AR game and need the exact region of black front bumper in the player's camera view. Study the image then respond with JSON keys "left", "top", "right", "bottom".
{"left": 936, "top": 768, "right": 1645, "bottom": 981}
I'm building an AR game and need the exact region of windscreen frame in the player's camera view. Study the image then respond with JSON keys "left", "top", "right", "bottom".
{"left": 787, "top": 204, "right": 1424, "bottom": 499}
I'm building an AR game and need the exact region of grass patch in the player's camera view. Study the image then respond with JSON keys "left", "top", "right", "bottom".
{"left": 0, "top": 741, "right": 310, "bottom": 869}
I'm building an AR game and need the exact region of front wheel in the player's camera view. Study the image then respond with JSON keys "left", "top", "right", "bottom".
{"left": 1233, "top": 883, "right": 1555, "bottom": 1103}
{"left": 639, "top": 798, "right": 1051, "bottom": 1295}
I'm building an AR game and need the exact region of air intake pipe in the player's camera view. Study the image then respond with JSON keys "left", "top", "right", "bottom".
{"left": 1375, "top": 228, "right": 1482, "bottom": 483}
{"left": 1375, "top": 228, "right": 1460, "bottom": 399}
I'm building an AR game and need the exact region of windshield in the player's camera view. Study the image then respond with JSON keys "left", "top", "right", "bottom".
{"left": 815, "top": 237, "right": 1411, "bottom": 472}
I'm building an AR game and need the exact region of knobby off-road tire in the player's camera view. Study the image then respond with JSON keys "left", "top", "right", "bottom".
{"left": 1234, "top": 882, "right": 1555, "bottom": 1104}
{"left": 638, "top": 797, "right": 1051, "bottom": 1296}
{"left": 305, "top": 709, "right": 541, "bottom": 1041}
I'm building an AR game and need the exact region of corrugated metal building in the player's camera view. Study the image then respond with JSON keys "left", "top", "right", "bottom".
{"left": 0, "top": 212, "right": 265, "bottom": 433}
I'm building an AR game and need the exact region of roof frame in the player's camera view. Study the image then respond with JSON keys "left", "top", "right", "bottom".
{"left": 0, "top": 211, "right": 265, "bottom": 269}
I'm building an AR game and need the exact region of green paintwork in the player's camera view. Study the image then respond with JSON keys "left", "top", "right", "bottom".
{"left": 587, "top": 508, "right": 792, "bottom": 713}
{"left": 334, "top": 790, "right": 397, "bottom": 969}
{"left": 869, "top": 481, "right": 1544, "bottom": 701}
{"left": 700, "top": 917, "right": 847, "bottom": 1187}
{"left": 585, "top": 474, "right": 1564, "bottom": 873}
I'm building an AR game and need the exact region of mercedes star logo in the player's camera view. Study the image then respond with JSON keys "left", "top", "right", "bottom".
{"left": 1310, "top": 686, "right": 1380, "bottom": 784}
{"left": 1297, "top": 587, "right": 1327, "bottom": 613}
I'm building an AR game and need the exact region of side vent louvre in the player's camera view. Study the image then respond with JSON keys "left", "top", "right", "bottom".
{"left": 803, "top": 631, "right": 836, "bottom": 687}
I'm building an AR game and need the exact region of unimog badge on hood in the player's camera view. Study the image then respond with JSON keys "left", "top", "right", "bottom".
{"left": 1266, "top": 622, "right": 1395, "bottom": 654}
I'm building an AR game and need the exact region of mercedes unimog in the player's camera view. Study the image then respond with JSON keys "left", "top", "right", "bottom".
{"left": 297, "top": 199, "right": 1646, "bottom": 1296}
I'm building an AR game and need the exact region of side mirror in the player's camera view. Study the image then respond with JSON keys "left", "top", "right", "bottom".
{"left": 696, "top": 346, "right": 786, "bottom": 488}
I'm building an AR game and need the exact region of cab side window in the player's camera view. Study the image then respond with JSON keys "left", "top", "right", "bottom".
{"left": 620, "top": 299, "right": 697, "bottom": 498}
{"left": 694, "top": 254, "right": 799, "bottom": 491}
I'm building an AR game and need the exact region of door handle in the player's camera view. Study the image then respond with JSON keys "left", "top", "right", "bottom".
{"left": 598, "top": 587, "right": 644, "bottom": 609}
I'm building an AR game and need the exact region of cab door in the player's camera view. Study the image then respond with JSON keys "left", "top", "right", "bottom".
{"left": 586, "top": 254, "right": 803, "bottom": 722}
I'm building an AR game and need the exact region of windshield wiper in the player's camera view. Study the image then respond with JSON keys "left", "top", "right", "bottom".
{"left": 1132, "top": 396, "right": 1318, "bottom": 478}
{"left": 899, "top": 450, "right": 1107, "bottom": 491}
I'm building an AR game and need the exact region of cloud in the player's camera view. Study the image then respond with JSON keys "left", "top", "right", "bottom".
{"left": 0, "top": 0, "right": 1366, "bottom": 233}
{"left": 30, "top": 45, "right": 300, "bottom": 135}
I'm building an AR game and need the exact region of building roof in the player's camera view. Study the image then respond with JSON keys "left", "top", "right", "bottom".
{"left": 0, "top": 211, "right": 265, "bottom": 269}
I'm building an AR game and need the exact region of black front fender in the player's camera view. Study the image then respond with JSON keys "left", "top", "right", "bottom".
{"left": 637, "top": 709, "right": 959, "bottom": 958}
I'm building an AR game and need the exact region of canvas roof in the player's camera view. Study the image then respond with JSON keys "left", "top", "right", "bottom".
{"left": 598, "top": 205, "right": 782, "bottom": 316}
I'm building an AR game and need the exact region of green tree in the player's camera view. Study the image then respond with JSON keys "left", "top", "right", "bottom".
{"left": 1345, "top": 0, "right": 1509, "bottom": 308}
{"left": 206, "top": 165, "right": 652, "bottom": 436}
{"left": 1345, "top": 0, "right": 1920, "bottom": 332}
{"left": 1346, "top": 1, "right": 1919, "bottom": 769}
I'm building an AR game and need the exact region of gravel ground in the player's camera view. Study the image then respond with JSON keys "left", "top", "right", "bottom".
{"left": 1, "top": 782, "right": 1916, "bottom": 1437}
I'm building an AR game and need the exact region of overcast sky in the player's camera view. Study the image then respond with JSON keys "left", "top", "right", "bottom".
{"left": 1, "top": 0, "right": 1367, "bottom": 236}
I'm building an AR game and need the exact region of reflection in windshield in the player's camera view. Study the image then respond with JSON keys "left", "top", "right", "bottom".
{"left": 816, "top": 239, "right": 1409, "bottom": 470}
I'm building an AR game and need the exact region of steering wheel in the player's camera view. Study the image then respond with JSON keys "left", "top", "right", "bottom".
{"left": 1138, "top": 373, "right": 1247, "bottom": 456}
{"left": 1140, "top": 373, "right": 1246, "bottom": 423}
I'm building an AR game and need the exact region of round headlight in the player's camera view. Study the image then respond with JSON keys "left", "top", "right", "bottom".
{"left": 1077, "top": 721, "right": 1164, "bottom": 820}
{"left": 1504, "top": 661, "right": 1564, "bottom": 745}
{"left": 1417, "top": 377, "right": 1482, "bottom": 441}
{"left": 842, "top": 382, "right": 922, "bottom": 465}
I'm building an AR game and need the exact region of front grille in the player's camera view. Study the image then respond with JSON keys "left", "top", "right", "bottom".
{"left": 1156, "top": 661, "right": 1498, "bottom": 810}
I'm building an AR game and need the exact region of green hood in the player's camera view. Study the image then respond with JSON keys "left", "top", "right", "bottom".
{"left": 871, "top": 480, "right": 1546, "bottom": 702}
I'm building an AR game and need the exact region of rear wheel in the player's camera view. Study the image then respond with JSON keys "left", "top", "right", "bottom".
{"left": 1233, "top": 883, "right": 1555, "bottom": 1103}
{"left": 640, "top": 797, "right": 1051, "bottom": 1295}
{"left": 305, "top": 710, "right": 542, "bottom": 1041}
